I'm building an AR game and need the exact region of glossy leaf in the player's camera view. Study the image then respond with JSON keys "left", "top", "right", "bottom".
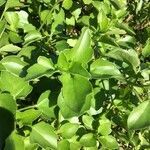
{"left": 30, "top": 122, "right": 57, "bottom": 149}
{"left": 127, "top": 100, "right": 150, "bottom": 130}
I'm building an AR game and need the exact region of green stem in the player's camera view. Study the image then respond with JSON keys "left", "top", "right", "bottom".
{"left": 18, "top": 105, "right": 37, "bottom": 112}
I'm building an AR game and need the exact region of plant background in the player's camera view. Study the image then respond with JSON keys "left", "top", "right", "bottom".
{"left": 0, "top": 0, "right": 150, "bottom": 149}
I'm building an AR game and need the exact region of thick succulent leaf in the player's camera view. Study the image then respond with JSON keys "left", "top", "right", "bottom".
{"left": 127, "top": 100, "right": 150, "bottom": 130}
{"left": 90, "top": 59, "right": 123, "bottom": 80}
{"left": 71, "top": 27, "right": 93, "bottom": 63}
{"left": 30, "top": 122, "right": 57, "bottom": 149}
{"left": 0, "top": 71, "right": 32, "bottom": 99}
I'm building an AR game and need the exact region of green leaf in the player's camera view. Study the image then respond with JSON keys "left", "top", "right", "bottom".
{"left": 0, "top": 0, "right": 6, "bottom": 6}
{"left": 40, "top": 10, "right": 52, "bottom": 25}
{"left": 142, "top": 38, "right": 150, "bottom": 57}
{"left": 83, "top": 0, "right": 92, "bottom": 5}
{"left": 127, "top": 100, "right": 150, "bottom": 130}
{"left": 9, "top": 31, "right": 23, "bottom": 44}
{"left": 1, "top": 56, "right": 27, "bottom": 76}
{"left": 116, "top": 22, "right": 135, "bottom": 36}
{"left": 5, "top": 0, "right": 22, "bottom": 8}
{"left": 4, "top": 132, "right": 24, "bottom": 150}
{"left": 16, "top": 10, "right": 29, "bottom": 29}
{"left": 24, "top": 137, "right": 38, "bottom": 150}
{"left": 30, "top": 122, "right": 57, "bottom": 149}
{"left": 106, "top": 48, "right": 140, "bottom": 72}
{"left": 0, "top": 93, "right": 16, "bottom": 115}
{"left": 58, "top": 92, "right": 77, "bottom": 118}
{"left": 99, "top": 135, "right": 118, "bottom": 149}
{"left": 71, "top": 27, "right": 93, "bottom": 64}
{"left": 37, "top": 90, "right": 57, "bottom": 119}
{"left": 98, "top": 10, "right": 109, "bottom": 32}
{"left": 59, "top": 122, "right": 79, "bottom": 139}
{"left": 0, "top": 20, "right": 6, "bottom": 36}
{"left": 82, "top": 115, "right": 94, "bottom": 130}
{"left": 99, "top": 35, "right": 119, "bottom": 46}
{"left": 66, "top": 16, "right": 75, "bottom": 26}
{"left": 58, "top": 140, "right": 70, "bottom": 150}
{"left": 26, "top": 56, "right": 55, "bottom": 80}
{"left": 62, "top": 0, "right": 73, "bottom": 10}
{"left": 51, "top": 9, "right": 65, "bottom": 33}
{"left": 0, "top": 44, "right": 21, "bottom": 53}
{"left": 4, "top": 12, "right": 19, "bottom": 31}
{"left": 38, "top": 56, "right": 54, "bottom": 70}
{"left": 0, "top": 71, "right": 32, "bottom": 99}
{"left": 24, "top": 31, "right": 42, "bottom": 45}
{"left": 16, "top": 109, "right": 41, "bottom": 126}
{"left": 0, "top": 93, "right": 16, "bottom": 144}
{"left": 59, "top": 73, "right": 92, "bottom": 117}
{"left": 80, "top": 133, "right": 96, "bottom": 147}
{"left": 69, "top": 62, "right": 91, "bottom": 78}
{"left": 57, "top": 49, "right": 72, "bottom": 71}
{"left": 90, "top": 59, "right": 123, "bottom": 79}
{"left": 98, "top": 118, "right": 112, "bottom": 135}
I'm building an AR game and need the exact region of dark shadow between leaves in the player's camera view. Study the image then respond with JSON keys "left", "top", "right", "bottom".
{"left": 0, "top": 107, "right": 15, "bottom": 149}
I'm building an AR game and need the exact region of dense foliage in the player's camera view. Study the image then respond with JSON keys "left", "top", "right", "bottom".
{"left": 0, "top": 0, "right": 150, "bottom": 149}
